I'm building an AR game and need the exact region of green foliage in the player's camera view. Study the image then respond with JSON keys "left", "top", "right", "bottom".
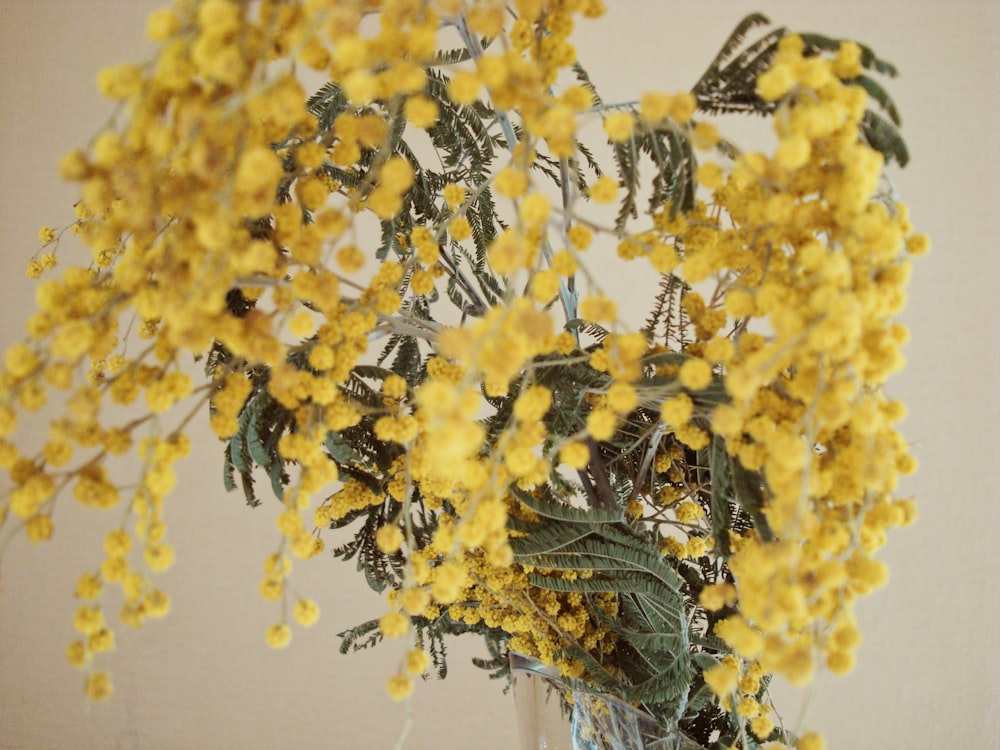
{"left": 644, "top": 274, "right": 691, "bottom": 351}
{"left": 222, "top": 380, "right": 292, "bottom": 507}
{"left": 729, "top": 451, "right": 774, "bottom": 543}
{"left": 339, "top": 608, "right": 512, "bottom": 684}
{"left": 860, "top": 109, "right": 910, "bottom": 167}
{"left": 607, "top": 123, "right": 696, "bottom": 233}
{"left": 707, "top": 437, "right": 735, "bottom": 557}
{"left": 693, "top": 13, "right": 786, "bottom": 117}
{"left": 692, "top": 15, "right": 910, "bottom": 165}
{"left": 507, "top": 485, "right": 732, "bottom": 730}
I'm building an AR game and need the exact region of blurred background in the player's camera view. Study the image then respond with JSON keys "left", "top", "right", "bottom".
{"left": 1, "top": 1, "right": 997, "bottom": 748}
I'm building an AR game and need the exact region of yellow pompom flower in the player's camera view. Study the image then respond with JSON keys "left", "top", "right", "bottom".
{"left": 588, "top": 176, "right": 618, "bottom": 203}
{"left": 639, "top": 92, "right": 671, "bottom": 123}
{"left": 259, "top": 577, "right": 283, "bottom": 601}
{"left": 74, "top": 605, "right": 105, "bottom": 636}
{"left": 833, "top": 41, "right": 863, "bottom": 79}
{"left": 85, "top": 671, "right": 113, "bottom": 701}
{"left": 606, "top": 382, "right": 638, "bottom": 414}
{"left": 411, "top": 269, "right": 435, "bottom": 296}
{"left": 696, "top": 162, "right": 724, "bottom": 189}
{"left": 797, "top": 731, "right": 826, "bottom": 750}
{"left": 382, "top": 374, "right": 408, "bottom": 399}
{"left": 906, "top": 233, "right": 931, "bottom": 256}
{"left": 579, "top": 294, "right": 617, "bottom": 323}
{"left": 674, "top": 500, "right": 704, "bottom": 524}
{"left": 376, "top": 524, "right": 404, "bottom": 553}
{"left": 756, "top": 61, "right": 796, "bottom": 101}
{"left": 703, "top": 336, "right": 734, "bottom": 364}
{"left": 679, "top": 358, "right": 712, "bottom": 391}
{"left": 266, "top": 623, "right": 292, "bottom": 649}
{"left": 586, "top": 408, "right": 617, "bottom": 441}
{"left": 660, "top": 536, "right": 685, "bottom": 557}
{"left": 660, "top": 394, "right": 693, "bottom": 426}
{"left": 379, "top": 610, "right": 409, "bottom": 638}
{"left": 519, "top": 193, "right": 550, "bottom": 228}
{"left": 404, "top": 95, "right": 439, "bottom": 129}
{"left": 75, "top": 574, "right": 102, "bottom": 601}
{"left": 146, "top": 7, "right": 179, "bottom": 41}
{"left": 567, "top": 224, "right": 593, "bottom": 251}
{"left": 336, "top": 244, "right": 366, "bottom": 273}
{"left": 447, "top": 72, "right": 481, "bottom": 104}
{"left": 552, "top": 250, "right": 578, "bottom": 277}
{"left": 103, "top": 529, "right": 131, "bottom": 556}
{"left": 603, "top": 111, "right": 635, "bottom": 142}
{"left": 513, "top": 385, "right": 552, "bottom": 422}
{"left": 400, "top": 586, "right": 431, "bottom": 615}
{"left": 293, "top": 599, "right": 320, "bottom": 627}
{"left": 380, "top": 157, "right": 415, "bottom": 194}
{"left": 750, "top": 715, "right": 775, "bottom": 740}
{"left": 386, "top": 673, "right": 414, "bottom": 701}
{"left": 143, "top": 543, "right": 175, "bottom": 572}
{"left": 714, "top": 615, "right": 765, "bottom": 659}
{"left": 5, "top": 343, "right": 40, "bottom": 378}
{"left": 692, "top": 121, "right": 720, "bottom": 149}
{"left": 737, "top": 696, "right": 762, "bottom": 718}
{"left": 826, "top": 649, "right": 855, "bottom": 675}
{"left": 775, "top": 133, "right": 811, "bottom": 169}
{"left": 699, "top": 582, "right": 736, "bottom": 612}
{"left": 406, "top": 648, "right": 430, "bottom": 675}
{"left": 288, "top": 310, "right": 316, "bottom": 337}
{"left": 26, "top": 514, "right": 54, "bottom": 543}
{"left": 443, "top": 182, "right": 466, "bottom": 208}
{"left": 702, "top": 660, "right": 738, "bottom": 697}
{"left": 668, "top": 93, "right": 696, "bottom": 123}
{"left": 146, "top": 590, "right": 172, "bottom": 619}
{"left": 530, "top": 269, "right": 560, "bottom": 302}
{"left": 430, "top": 561, "right": 466, "bottom": 603}
{"left": 66, "top": 640, "right": 88, "bottom": 669}
{"left": 449, "top": 215, "right": 472, "bottom": 241}
{"left": 559, "top": 441, "right": 590, "bottom": 470}
{"left": 685, "top": 537, "right": 707, "bottom": 558}
{"left": 88, "top": 627, "right": 115, "bottom": 654}
{"left": 145, "top": 372, "right": 192, "bottom": 413}
{"left": 96, "top": 64, "right": 144, "bottom": 100}
{"left": 494, "top": 166, "right": 529, "bottom": 198}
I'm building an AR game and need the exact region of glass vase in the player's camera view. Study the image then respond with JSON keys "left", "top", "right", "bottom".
{"left": 510, "top": 652, "right": 707, "bottom": 750}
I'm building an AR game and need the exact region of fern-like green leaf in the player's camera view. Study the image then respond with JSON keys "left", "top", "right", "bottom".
{"left": 222, "top": 444, "right": 237, "bottom": 492}
{"left": 693, "top": 12, "right": 772, "bottom": 94}
{"left": 527, "top": 536, "right": 684, "bottom": 595}
{"left": 507, "top": 521, "right": 598, "bottom": 557}
{"left": 798, "top": 32, "right": 898, "bottom": 77}
{"left": 510, "top": 485, "right": 624, "bottom": 525}
{"left": 708, "top": 436, "right": 734, "bottom": 557}
{"left": 238, "top": 469, "right": 258, "bottom": 507}
{"left": 860, "top": 109, "right": 910, "bottom": 166}
{"left": 852, "top": 74, "right": 901, "bottom": 125}
{"left": 729, "top": 453, "right": 773, "bottom": 541}
{"left": 526, "top": 572, "right": 682, "bottom": 620}
{"left": 337, "top": 618, "right": 382, "bottom": 654}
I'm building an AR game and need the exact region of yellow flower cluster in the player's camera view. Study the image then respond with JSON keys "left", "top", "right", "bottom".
{"left": 678, "top": 36, "right": 926, "bottom": 686}
{"left": 57, "top": 434, "right": 188, "bottom": 698}
{"left": 1, "top": 4, "right": 922, "bottom": 744}
{"left": 447, "top": 552, "right": 619, "bottom": 676}
{"left": 0, "top": 0, "right": 462, "bottom": 694}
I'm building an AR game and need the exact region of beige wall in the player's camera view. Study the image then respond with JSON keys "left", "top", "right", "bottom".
{"left": 1, "top": 1, "right": 997, "bottom": 748}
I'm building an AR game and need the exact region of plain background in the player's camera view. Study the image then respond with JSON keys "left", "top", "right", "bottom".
{"left": 1, "top": 1, "right": 998, "bottom": 748}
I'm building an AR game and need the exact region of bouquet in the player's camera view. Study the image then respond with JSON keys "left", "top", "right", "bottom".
{"left": 0, "top": 2, "right": 927, "bottom": 747}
